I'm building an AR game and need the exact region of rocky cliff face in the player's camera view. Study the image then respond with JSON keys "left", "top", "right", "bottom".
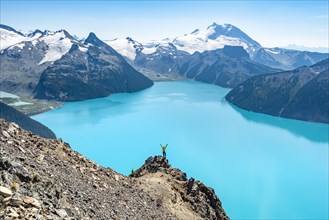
{"left": 0, "top": 119, "right": 229, "bottom": 219}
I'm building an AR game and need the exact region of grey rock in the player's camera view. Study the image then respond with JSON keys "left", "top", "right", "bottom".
{"left": 22, "top": 195, "right": 41, "bottom": 208}
{"left": 0, "top": 186, "right": 13, "bottom": 197}
{"left": 2, "top": 130, "right": 10, "bottom": 138}
{"left": 7, "top": 208, "right": 20, "bottom": 218}
{"left": 55, "top": 208, "right": 67, "bottom": 218}
{"left": 9, "top": 194, "right": 23, "bottom": 206}
{"left": 0, "top": 157, "right": 32, "bottom": 182}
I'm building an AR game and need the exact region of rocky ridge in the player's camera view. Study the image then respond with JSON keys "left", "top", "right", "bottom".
{"left": 225, "top": 59, "right": 329, "bottom": 123}
{"left": 0, "top": 118, "right": 229, "bottom": 219}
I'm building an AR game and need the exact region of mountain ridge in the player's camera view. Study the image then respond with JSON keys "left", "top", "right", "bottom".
{"left": 105, "top": 22, "right": 328, "bottom": 70}
{"left": 225, "top": 59, "right": 329, "bottom": 123}
{"left": 179, "top": 46, "right": 280, "bottom": 88}
{"left": 0, "top": 26, "right": 154, "bottom": 101}
{"left": 1, "top": 22, "right": 328, "bottom": 74}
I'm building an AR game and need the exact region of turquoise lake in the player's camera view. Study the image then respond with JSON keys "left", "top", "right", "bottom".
{"left": 33, "top": 81, "right": 329, "bottom": 219}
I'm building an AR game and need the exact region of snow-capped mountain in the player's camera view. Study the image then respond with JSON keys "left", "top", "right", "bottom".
{"left": 34, "top": 32, "right": 153, "bottom": 101}
{"left": 1, "top": 24, "right": 78, "bottom": 65}
{"left": 105, "top": 37, "right": 143, "bottom": 60}
{"left": 133, "top": 41, "right": 190, "bottom": 78}
{"left": 1, "top": 23, "right": 328, "bottom": 99}
{"left": 106, "top": 37, "right": 190, "bottom": 79}
{"left": 0, "top": 26, "right": 81, "bottom": 96}
{"left": 35, "top": 30, "right": 76, "bottom": 64}
{"left": 173, "top": 22, "right": 261, "bottom": 55}
{"left": 0, "top": 25, "right": 153, "bottom": 100}
{"left": 0, "top": 24, "right": 33, "bottom": 50}
{"left": 105, "top": 22, "right": 328, "bottom": 71}
{"left": 107, "top": 22, "right": 261, "bottom": 61}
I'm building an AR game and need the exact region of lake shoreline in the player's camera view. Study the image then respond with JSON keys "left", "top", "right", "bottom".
{"left": 33, "top": 80, "right": 329, "bottom": 219}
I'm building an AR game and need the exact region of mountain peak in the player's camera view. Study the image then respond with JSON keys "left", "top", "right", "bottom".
{"left": 68, "top": 43, "right": 80, "bottom": 53}
{"left": 191, "top": 28, "right": 200, "bottom": 34}
{"left": 84, "top": 32, "right": 122, "bottom": 56}
{"left": 205, "top": 22, "right": 261, "bottom": 47}
{"left": 207, "top": 22, "right": 231, "bottom": 29}
{"left": 206, "top": 22, "right": 235, "bottom": 39}
{"left": 60, "top": 29, "right": 75, "bottom": 40}
{"left": 84, "top": 32, "right": 102, "bottom": 45}
{"left": 126, "top": 36, "right": 137, "bottom": 43}
{"left": 27, "top": 29, "right": 44, "bottom": 37}
{"left": 209, "top": 22, "right": 221, "bottom": 27}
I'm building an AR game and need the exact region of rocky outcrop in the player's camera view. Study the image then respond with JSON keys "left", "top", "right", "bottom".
{"left": 132, "top": 156, "right": 229, "bottom": 220}
{"left": 0, "top": 119, "right": 229, "bottom": 219}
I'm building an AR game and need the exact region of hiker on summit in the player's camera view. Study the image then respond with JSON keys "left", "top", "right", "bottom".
{"left": 160, "top": 144, "right": 168, "bottom": 159}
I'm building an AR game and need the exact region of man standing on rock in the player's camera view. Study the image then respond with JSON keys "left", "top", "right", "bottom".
{"left": 160, "top": 144, "right": 168, "bottom": 158}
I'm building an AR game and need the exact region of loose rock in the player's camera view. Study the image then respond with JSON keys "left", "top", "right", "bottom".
{"left": 0, "top": 186, "right": 13, "bottom": 197}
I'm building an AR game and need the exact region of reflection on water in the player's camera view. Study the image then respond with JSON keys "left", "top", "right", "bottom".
{"left": 229, "top": 104, "right": 329, "bottom": 143}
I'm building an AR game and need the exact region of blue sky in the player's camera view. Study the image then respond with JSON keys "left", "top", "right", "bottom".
{"left": 1, "top": 1, "right": 328, "bottom": 48}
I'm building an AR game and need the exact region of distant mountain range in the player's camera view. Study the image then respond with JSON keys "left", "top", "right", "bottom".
{"left": 179, "top": 45, "right": 279, "bottom": 88}
{"left": 226, "top": 59, "right": 329, "bottom": 123}
{"left": 282, "top": 44, "right": 329, "bottom": 53}
{"left": 0, "top": 24, "right": 153, "bottom": 101}
{"left": 107, "top": 22, "right": 328, "bottom": 71}
{"left": 1, "top": 23, "right": 328, "bottom": 115}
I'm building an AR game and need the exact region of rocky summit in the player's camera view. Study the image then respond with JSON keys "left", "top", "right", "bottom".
{"left": 132, "top": 156, "right": 229, "bottom": 220}
{"left": 0, "top": 118, "right": 229, "bottom": 219}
